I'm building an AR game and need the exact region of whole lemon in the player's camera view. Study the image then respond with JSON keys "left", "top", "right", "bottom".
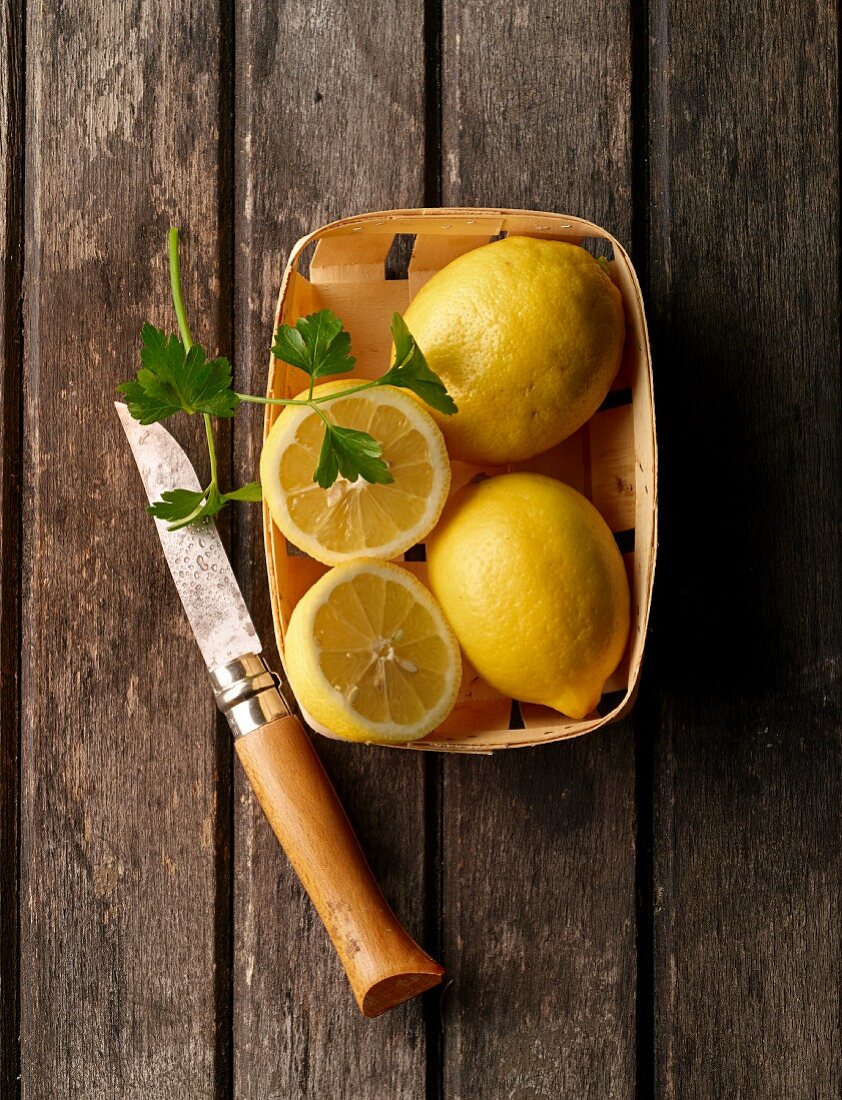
{"left": 402, "top": 236, "right": 625, "bottom": 464}
{"left": 426, "top": 473, "right": 630, "bottom": 719}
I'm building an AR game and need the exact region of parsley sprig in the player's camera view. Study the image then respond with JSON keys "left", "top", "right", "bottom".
{"left": 118, "top": 228, "right": 456, "bottom": 529}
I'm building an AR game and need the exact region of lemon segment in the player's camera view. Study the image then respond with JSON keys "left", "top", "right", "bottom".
{"left": 284, "top": 561, "right": 462, "bottom": 743}
{"left": 261, "top": 382, "right": 451, "bottom": 566}
{"left": 402, "top": 236, "right": 625, "bottom": 465}
{"left": 426, "top": 473, "right": 630, "bottom": 720}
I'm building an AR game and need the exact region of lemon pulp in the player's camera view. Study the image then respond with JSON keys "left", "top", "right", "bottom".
{"left": 261, "top": 382, "right": 451, "bottom": 566}
{"left": 284, "top": 561, "right": 461, "bottom": 743}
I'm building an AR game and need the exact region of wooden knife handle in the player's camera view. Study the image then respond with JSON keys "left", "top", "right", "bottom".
{"left": 235, "top": 714, "right": 444, "bottom": 1017}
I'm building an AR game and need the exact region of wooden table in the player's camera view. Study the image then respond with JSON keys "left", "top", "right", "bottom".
{"left": 1, "top": 0, "right": 839, "bottom": 1096}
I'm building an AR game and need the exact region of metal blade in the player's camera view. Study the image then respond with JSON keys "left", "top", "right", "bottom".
{"left": 116, "top": 402, "right": 261, "bottom": 669}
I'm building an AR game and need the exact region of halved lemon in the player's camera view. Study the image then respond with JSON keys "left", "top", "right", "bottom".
{"left": 284, "top": 561, "right": 462, "bottom": 743}
{"left": 261, "top": 381, "right": 451, "bottom": 565}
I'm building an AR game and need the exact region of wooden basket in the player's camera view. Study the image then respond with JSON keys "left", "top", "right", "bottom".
{"left": 263, "top": 208, "right": 656, "bottom": 753}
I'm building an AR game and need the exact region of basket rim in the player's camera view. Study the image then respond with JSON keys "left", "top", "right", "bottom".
{"left": 262, "top": 206, "right": 658, "bottom": 752}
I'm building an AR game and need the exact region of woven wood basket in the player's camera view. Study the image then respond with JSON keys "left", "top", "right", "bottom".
{"left": 263, "top": 208, "right": 656, "bottom": 753}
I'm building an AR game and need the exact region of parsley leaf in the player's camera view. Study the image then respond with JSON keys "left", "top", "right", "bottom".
{"left": 118, "top": 323, "right": 239, "bottom": 424}
{"left": 271, "top": 309, "right": 355, "bottom": 382}
{"left": 147, "top": 481, "right": 262, "bottom": 530}
{"left": 126, "top": 230, "right": 458, "bottom": 524}
{"left": 147, "top": 486, "right": 224, "bottom": 529}
{"left": 380, "top": 314, "right": 458, "bottom": 415}
{"left": 314, "top": 421, "right": 393, "bottom": 490}
{"left": 223, "top": 481, "right": 263, "bottom": 502}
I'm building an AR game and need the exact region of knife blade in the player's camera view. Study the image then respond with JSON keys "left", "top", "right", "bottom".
{"left": 115, "top": 402, "right": 260, "bottom": 669}
{"left": 115, "top": 401, "right": 443, "bottom": 1016}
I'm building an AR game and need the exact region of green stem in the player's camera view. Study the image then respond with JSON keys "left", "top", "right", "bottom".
{"left": 169, "top": 228, "right": 219, "bottom": 497}
{"left": 310, "top": 379, "right": 380, "bottom": 403}
{"left": 168, "top": 227, "right": 193, "bottom": 351}
{"left": 235, "top": 392, "right": 311, "bottom": 407}
{"left": 312, "top": 405, "right": 332, "bottom": 428}
{"left": 234, "top": 377, "right": 380, "bottom": 409}
{"left": 204, "top": 413, "right": 219, "bottom": 486}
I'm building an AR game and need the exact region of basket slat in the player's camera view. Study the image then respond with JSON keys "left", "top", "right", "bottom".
{"left": 264, "top": 208, "right": 656, "bottom": 752}
{"left": 588, "top": 405, "right": 636, "bottom": 533}
{"left": 310, "top": 233, "right": 395, "bottom": 284}
{"left": 408, "top": 233, "right": 495, "bottom": 296}
{"left": 307, "top": 282, "right": 410, "bottom": 379}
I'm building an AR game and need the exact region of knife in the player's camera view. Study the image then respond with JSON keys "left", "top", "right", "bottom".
{"left": 116, "top": 402, "right": 444, "bottom": 1017}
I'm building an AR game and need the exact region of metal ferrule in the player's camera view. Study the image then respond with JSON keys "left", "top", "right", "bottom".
{"left": 209, "top": 654, "right": 291, "bottom": 739}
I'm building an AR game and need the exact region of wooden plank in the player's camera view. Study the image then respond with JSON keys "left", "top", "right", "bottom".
{"left": 232, "top": 2, "right": 432, "bottom": 1095}
{"left": 0, "top": 0, "right": 23, "bottom": 1094}
{"left": 648, "top": 0, "right": 842, "bottom": 1095}
{"left": 20, "top": 3, "right": 230, "bottom": 1095}
{"left": 441, "top": 1, "right": 638, "bottom": 1096}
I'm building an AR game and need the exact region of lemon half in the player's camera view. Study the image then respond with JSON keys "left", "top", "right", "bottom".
{"left": 284, "top": 561, "right": 462, "bottom": 743}
{"left": 261, "top": 382, "right": 451, "bottom": 566}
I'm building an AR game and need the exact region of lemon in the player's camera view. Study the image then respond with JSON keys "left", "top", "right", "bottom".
{"left": 426, "top": 473, "right": 629, "bottom": 719}
{"left": 261, "top": 381, "right": 451, "bottom": 566}
{"left": 284, "top": 561, "right": 461, "bottom": 743}
{"left": 402, "top": 236, "right": 625, "bottom": 464}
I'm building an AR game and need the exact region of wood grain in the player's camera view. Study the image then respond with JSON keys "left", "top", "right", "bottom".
{"left": 0, "top": 0, "right": 23, "bottom": 1094}
{"left": 9, "top": 1, "right": 841, "bottom": 1095}
{"left": 20, "top": 2, "right": 231, "bottom": 1095}
{"left": 441, "top": 1, "right": 638, "bottom": 1096}
{"left": 231, "top": 1, "right": 433, "bottom": 1095}
{"left": 648, "top": 0, "right": 842, "bottom": 1094}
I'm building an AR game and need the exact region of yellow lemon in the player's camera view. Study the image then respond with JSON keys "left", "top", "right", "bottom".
{"left": 284, "top": 561, "right": 462, "bottom": 743}
{"left": 402, "top": 236, "right": 625, "bottom": 464}
{"left": 260, "top": 381, "right": 451, "bottom": 566}
{"left": 426, "top": 473, "right": 629, "bottom": 719}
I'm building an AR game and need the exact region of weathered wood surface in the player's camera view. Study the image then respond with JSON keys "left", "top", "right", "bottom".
{"left": 3, "top": 0, "right": 841, "bottom": 1097}
{"left": 0, "top": 0, "right": 23, "bottom": 1094}
{"left": 19, "top": 2, "right": 231, "bottom": 1096}
{"left": 231, "top": 2, "right": 433, "bottom": 1096}
{"left": 648, "top": 0, "right": 842, "bottom": 1096}
{"left": 440, "top": 2, "right": 639, "bottom": 1097}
